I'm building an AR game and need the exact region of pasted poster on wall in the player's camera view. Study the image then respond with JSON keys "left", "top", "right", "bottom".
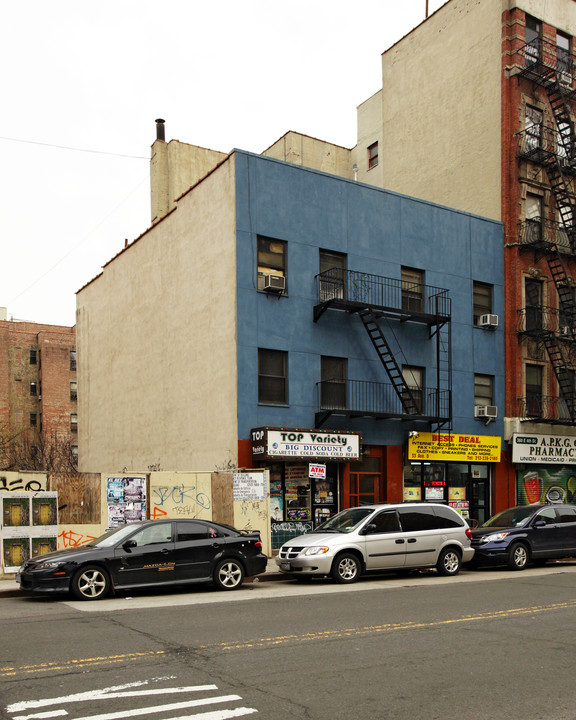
{"left": 106, "top": 476, "right": 147, "bottom": 528}
{"left": 1, "top": 492, "right": 58, "bottom": 572}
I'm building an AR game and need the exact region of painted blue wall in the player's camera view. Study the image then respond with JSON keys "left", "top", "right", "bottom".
{"left": 234, "top": 151, "right": 504, "bottom": 447}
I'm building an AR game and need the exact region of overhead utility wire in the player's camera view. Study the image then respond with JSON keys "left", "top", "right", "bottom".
{"left": 0, "top": 135, "right": 148, "bottom": 160}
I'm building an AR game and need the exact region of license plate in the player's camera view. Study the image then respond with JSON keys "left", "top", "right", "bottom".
{"left": 280, "top": 562, "right": 291, "bottom": 571}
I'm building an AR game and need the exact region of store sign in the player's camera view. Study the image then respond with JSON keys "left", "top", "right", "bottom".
{"left": 512, "top": 433, "right": 576, "bottom": 465}
{"left": 407, "top": 432, "right": 500, "bottom": 462}
{"left": 251, "top": 427, "right": 361, "bottom": 461}
{"left": 309, "top": 464, "right": 326, "bottom": 479}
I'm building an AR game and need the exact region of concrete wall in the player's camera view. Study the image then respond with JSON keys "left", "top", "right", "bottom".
{"left": 263, "top": 131, "right": 353, "bottom": 179}
{"left": 77, "top": 156, "right": 238, "bottom": 473}
{"left": 363, "top": 0, "right": 503, "bottom": 219}
{"left": 151, "top": 139, "right": 228, "bottom": 223}
{"left": 510, "top": 0, "right": 576, "bottom": 34}
{"left": 352, "top": 90, "right": 383, "bottom": 187}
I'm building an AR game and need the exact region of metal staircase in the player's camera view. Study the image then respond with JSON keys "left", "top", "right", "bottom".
{"left": 358, "top": 310, "right": 421, "bottom": 415}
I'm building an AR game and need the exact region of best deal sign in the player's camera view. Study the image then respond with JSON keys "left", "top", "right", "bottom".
{"left": 251, "top": 427, "right": 361, "bottom": 461}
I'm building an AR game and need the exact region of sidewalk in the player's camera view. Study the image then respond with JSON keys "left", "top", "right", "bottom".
{"left": 0, "top": 559, "right": 287, "bottom": 598}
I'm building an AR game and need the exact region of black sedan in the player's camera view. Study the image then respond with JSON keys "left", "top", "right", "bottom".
{"left": 470, "top": 503, "right": 576, "bottom": 570}
{"left": 17, "top": 519, "right": 267, "bottom": 600}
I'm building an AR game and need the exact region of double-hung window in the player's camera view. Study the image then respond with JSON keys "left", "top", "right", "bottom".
{"left": 258, "top": 349, "right": 287, "bottom": 404}
{"left": 257, "top": 236, "right": 287, "bottom": 292}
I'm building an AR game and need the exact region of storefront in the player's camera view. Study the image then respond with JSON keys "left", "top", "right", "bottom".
{"left": 404, "top": 431, "right": 502, "bottom": 526}
{"left": 511, "top": 432, "right": 576, "bottom": 505}
{"left": 250, "top": 427, "right": 361, "bottom": 549}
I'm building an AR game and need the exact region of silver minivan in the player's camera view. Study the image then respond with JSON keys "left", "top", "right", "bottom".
{"left": 276, "top": 503, "right": 474, "bottom": 583}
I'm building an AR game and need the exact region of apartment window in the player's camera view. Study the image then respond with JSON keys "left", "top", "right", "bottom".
{"left": 29, "top": 349, "right": 37, "bottom": 365}
{"left": 557, "top": 32, "right": 572, "bottom": 84}
{"left": 319, "top": 250, "right": 346, "bottom": 301}
{"left": 367, "top": 142, "right": 379, "bottom": 170}
{"left": 401, "top": 267, "right": 424, "bottom": 313}
{"left": 525, "top": 193, "right": 543, "bottom": 243}
{"left": 320, "top": 356, "right": 347, "bottom": 409}
{"left": 70, "top": 413, "right": 78, "bottom": 433}
{"left": 525, "top": 15, "right": 541, "bottom": 65}
{"left": 70, "top": 349, "right": 77, "bottom": 371}
{"left": 257, "top": 236, "right": 287, "bottom": 291}
{"left": 30, "top": 382, "right": 37, "bottom": 397}
{"left": 72, "top": 444, "right": 78, "bottom": 462}
{"left": 525, "top": 105, "right": 542, "bottom": 152}
{"left": 473, "top": 282, "right": 493, "bottom": 325}
{"left": 474, "top": 375, "right": 494, "bottom": 406}
{"left": 525, "top": 278, "right": 543, "bottom": 331}
{"left": 30, "top": 413, "right": 37, "bottom": 428}
{"left": 258, "top": 349, "right": 287, "bottom": 404}
{"left": 402, "top": 366, "right": 424, "bottom": 414}
{"left": 526, "top": 364, "right": 543, "bottom": 416}
{"left": 70, "top": 381, "right": 78, "bottom": 402}
{"left": 558, "top": 286, "right": 575, "bottom": 330}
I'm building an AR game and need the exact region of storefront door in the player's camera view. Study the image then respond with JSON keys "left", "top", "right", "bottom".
{"left": 345, "top": 449, "right": 384, "bottom": 507}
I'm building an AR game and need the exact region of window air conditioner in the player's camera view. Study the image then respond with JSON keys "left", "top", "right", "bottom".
{"left": 475, "top": 405, "right": 498, "bottom": 419}
{"left": 263, "top": 274, "right": 286, "bottom": 292}
{"left": 560, "top": 326, "right": 572, "bottom": 336}
{"left": 479, "top": 314, "right": 499, "bottom": 328}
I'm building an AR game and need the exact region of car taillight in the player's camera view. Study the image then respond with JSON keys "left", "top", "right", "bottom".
{"left": 254, "top": 540, "right": 262, "bottom": 548}
{"left": 465, "top": 528, "right": 472, "bottom": 540}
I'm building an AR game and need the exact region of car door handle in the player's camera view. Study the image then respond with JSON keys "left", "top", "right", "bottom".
{"left": 161, "top": 548, "right": 171, "bottom": 554}
{"left": 407, "top": 538, "right": 417, "bottom": 543}
{"left": 395, "top": 539, "right": 405, "bottom": 544}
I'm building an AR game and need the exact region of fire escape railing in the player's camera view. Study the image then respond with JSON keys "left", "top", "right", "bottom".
{"left": 518, "top": 218, "right": 573, "bottom": 254}
{"left": 315, "top": 379, "right": 450, "bottom": 428}
{"left": 516, "top": 395, "right": 576, "bottom": 424}
{"left": 314, "top": 269, "right": 452, "bottom": 431}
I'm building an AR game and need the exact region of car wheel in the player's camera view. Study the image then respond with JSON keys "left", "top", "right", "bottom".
{"left": 213, "top": 559, "right": 244, "bottom": 590}
{"left": 436, "top": 547, "right": 462, "bottom": 576}
{"left": 71, "top": 565, "right": 110, "bottom": 600}
{"left": 331, "top": 553, "right": 361, "bottom": 583}
{"left": 507, "top": 542, "right": 529, "bottom": 570}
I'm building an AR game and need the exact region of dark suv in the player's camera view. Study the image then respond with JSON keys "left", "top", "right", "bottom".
{"left": 470, "top": 503, "right": 576, "bottom": 570}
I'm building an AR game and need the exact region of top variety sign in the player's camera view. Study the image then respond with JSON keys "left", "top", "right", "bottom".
{"left": 251, "top": 427, "right": 361, "bottom": 462}
{"left": 512, "top": 433, "right": 576, "bottom": 464}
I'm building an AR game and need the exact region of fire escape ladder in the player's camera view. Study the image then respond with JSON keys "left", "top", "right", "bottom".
{"left": 545, "top": 246, "right": 576, "bottom": 332}
{"left": 358, "top": 309, "right": 420, "bottom": 415}
{"left": 543, "top": 74, "right": 576, "bottom": 248}
{"left": 542, "top": 332, "right": 576, "bottom": 420}
{"left": 430, "top": 313, "right": 452, "bottom": 433}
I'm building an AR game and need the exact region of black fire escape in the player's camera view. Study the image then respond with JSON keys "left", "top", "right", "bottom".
{"left": 517, "top": 38, "right": 576, "bottom": 423}
{"left": 313, "top": 269, "right": 452, "bottom": 432}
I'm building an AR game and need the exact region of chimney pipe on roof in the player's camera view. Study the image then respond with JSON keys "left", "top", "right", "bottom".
{"left": 155, "top": 118, "right": 165, "bottom": 141}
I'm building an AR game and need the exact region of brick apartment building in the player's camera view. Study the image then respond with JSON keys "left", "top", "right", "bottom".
{"left": 0, "top": 308, "right": 77, "bottom": 470}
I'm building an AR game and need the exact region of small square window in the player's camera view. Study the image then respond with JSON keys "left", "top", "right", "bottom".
{"left": 368, "top": 142, "right": 379, "bottom": 170}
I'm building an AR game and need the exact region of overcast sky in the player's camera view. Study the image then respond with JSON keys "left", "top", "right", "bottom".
{"left": 2, "top": 0, "right": 448, "bottom": 327}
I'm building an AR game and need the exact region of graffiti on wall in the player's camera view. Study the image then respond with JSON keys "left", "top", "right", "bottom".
{"left": 150, "top": 476, "right": 212, "bottom": 520}
{"left": 0, "top": 475, "right": 46, "bottom": 492}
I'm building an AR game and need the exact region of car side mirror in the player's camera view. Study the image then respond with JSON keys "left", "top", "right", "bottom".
{"left": 533, "top": 520, "right": 547, "bottom": 528}
{"left": 360, "top": 523, "right": 377, "bottom": 535}
{"left": 122, "top": 539, "right": 137, "bottom": 550}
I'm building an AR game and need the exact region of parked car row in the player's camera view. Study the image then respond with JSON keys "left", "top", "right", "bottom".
{"left": 16, "top": 502, "right": 576, "bottom": 600}
{"left": 275, "top": 502, "right": 576, "bottom": 582}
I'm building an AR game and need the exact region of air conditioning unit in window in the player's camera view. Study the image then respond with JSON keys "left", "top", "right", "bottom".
{"left": 263, "top": 274, "right": 286, "bottom": 292}
{"left": 475, "top": 405, "right": 498, "bottom": 419}
{"left": 479, "top": 314, "right": 499, "bottom": 328}
{"left": 560, "top": 325, "right": 572, "bottom": 337}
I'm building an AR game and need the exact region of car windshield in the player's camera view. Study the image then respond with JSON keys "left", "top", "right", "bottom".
{"left": 314, "top": 507, "right": 375, "bottom": 533}
{"left": 86, "top": 524, "right": 145, "bottom": 548}
{"left": 482, "top": 506, "right": 537, "bottom": 529}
